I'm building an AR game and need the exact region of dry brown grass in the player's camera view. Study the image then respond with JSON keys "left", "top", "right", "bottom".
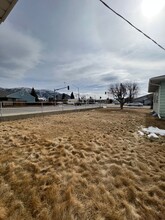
{"left": 0, "top": 108, "right": 165, "bottom": 219}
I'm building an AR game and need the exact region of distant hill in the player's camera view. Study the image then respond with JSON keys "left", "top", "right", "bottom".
{"left": 0, "top": 87, "right": 70, "bottom": 100}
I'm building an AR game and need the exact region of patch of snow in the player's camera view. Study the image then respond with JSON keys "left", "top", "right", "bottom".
{"left": 152, "top": 112, "right": 158, "bottom": 117}
{"left": 148, "top": 133, "right": 159, "bottom": 138}
{"left": 138, "top": 126, "right": 165, "bottom": 139}
{"left": 142, "top": 126, "right": 165, "bottom": 136}
{"left": 138, "top": 131, "right": 144, "bottom": 136}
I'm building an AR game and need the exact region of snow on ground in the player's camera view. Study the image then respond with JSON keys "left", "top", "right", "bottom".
{"left": 139, "top": 126, "right": 165, "bottom": 138}
{"left": 138, "top": 130, "right": 145, "bottom": 136}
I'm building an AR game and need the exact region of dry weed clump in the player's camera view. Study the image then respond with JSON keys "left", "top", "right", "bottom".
{"left": 0, "top": 108, "right": 164, "bottom": 219}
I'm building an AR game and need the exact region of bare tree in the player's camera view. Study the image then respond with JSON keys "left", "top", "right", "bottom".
{"left": 126, "top": 82, "right": 138, "bottom": 103}
{"left": 109, "top": 82, "right": 139, "bottom": 109}
{"left": 109, "top": 83, "right": 127, "bottom": 109}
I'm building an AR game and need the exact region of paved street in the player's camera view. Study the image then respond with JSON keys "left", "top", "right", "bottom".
{"left": 0, "top": 103, "right": 150, "bottom": 120}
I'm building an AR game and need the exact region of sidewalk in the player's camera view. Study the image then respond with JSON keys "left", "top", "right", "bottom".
{"left": 0, "top": 105, "right": 101, "bottom": 122}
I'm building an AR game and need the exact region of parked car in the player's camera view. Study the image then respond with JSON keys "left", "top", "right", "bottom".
{"left": 67, "top": 99, "right": 81, "bottom": 105}
{"left": 127, "top": 102, "right": 143, "bottom": 107}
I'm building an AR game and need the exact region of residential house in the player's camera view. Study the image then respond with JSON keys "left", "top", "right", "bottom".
{"left": 7, "top": 90, "right": 35, "bottom": 103}
{"left": 0, "top": 90, "right": 16, "bottom": 106}
{"left": 148, "top": 75, "right": 165, "bottom": 118}
{"left": 0, "top": 90, "right": 15, "bottom": 101}
{"left": 133, "top": 94, "right": 153, "bottom": 106}
{"left": 0, "top": 89, "right": 35, "bottom": 103}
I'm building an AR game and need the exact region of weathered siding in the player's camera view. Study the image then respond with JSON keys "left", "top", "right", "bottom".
{"left": 159, "top": 82, "right": 165, "bottom": 118}
{"left": 153, "top": 89, "right": 159, "bottom": 114}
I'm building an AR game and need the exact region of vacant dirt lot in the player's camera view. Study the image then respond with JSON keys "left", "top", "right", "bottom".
{"left": 0, "top": 108, "right": 165, "bottom": 220}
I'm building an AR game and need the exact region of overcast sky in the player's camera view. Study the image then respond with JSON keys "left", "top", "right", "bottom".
{"left": 0, "top": 0, "right": 165, "bottom": 98}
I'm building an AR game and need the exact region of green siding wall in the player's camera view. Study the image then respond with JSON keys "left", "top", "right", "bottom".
{"left": 153, "top": 90, "right": 159, "bottom": 113}
{"left": 160, "top": 82, "right": 165, "bottom": 118}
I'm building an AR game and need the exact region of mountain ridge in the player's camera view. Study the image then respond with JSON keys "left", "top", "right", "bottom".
{"left": 0, "top": 87, "right": 70, "bottom": 100}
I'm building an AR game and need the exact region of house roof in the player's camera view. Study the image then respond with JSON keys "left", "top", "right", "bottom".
{"left": 0, "top": 0, "right": 18, "bottom": 23}
{"left": 134, "top": 93, "right": 153, "bottom": 101}
{"left": 7, "top": 90, "right": 32, "bottom": 98}
{"left": 148, "top": 75, "right": 165, "bottom": 92}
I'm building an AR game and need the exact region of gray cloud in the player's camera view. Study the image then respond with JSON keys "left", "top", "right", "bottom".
{"left": 33, "top": 48, "right": 164, "bottom": 96}
{"left": 0, "top": 24, "right": 43, "bottom": 79}
{"left": 101, "top": 73, "right": 120, "bottom": 82}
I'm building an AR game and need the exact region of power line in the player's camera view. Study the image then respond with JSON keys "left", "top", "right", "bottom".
{"left": 99, "top": 0, "right": 165, "bottom": 52}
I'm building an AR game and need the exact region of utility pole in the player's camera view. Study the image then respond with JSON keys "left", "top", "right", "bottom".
{"left": 72, "top": 85, "right": 80, "bottom": 100}
{"left": 54, "top": 85, "right": 69, "bottom": 105}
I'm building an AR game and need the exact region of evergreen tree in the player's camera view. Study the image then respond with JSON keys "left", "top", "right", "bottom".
{"left": 62, "top": 93, "right": 65, "bottom": 100}
{"left": 70, "top": 92, "right": 75, "bottom": 99}
{"left": 30, "top": 87, "right": 38, "bottom": 102}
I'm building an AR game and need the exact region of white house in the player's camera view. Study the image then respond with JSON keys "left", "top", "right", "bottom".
{"left": 148, "top": 75, "right": 165, "bottom": 118}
